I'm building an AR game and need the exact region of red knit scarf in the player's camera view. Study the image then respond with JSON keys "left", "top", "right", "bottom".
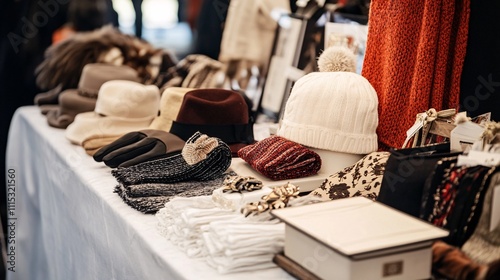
{"left": 362, "top": 0, "right": 470, "bottom": 150}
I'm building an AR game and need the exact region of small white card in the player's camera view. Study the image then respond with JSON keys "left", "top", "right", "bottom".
{"left": 450, "top": 121, "right": 484, "bottom": 152}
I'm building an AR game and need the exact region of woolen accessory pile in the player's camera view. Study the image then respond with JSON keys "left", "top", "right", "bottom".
{"left": 237, "top": 135, "right": 321, "bottom": 180}
{"left": 276, "top": 47, "right": 378, "bottom": 154}
{"left": 362, "top": 1, "right": 470, "bottom": 150}
{"left": 112, "top": 132, "right": 232, "bottom": 185}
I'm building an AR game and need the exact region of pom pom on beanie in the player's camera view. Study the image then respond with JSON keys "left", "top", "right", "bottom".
{"left": 317, "top": 46, "right": 356, "bottom": 73}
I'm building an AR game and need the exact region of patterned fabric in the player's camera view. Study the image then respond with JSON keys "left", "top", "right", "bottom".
{"left": 462, "top": 172, "right": 500, "bottom": 264}
{"left": 237, "top": 135, "right": 321, "bottom": 180}
{"left": 311, "top": 152, "right": 389, "bottom": 200}
{"left": 428, "top": 165, "right": 468, "bottom": 227}
{"left": 423, "top": 164, "right": 495, "bottom": 247}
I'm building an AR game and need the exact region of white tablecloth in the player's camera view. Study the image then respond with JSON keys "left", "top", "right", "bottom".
{"left": 6, "top": 106, "right": 291, "bottom": 280}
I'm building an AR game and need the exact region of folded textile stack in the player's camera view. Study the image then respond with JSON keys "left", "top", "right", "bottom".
{"left": 156, "top": 195, "right": 285, "bottom": 270}
{"left": 156, "top": 196, "right": 236, "bottom": 257}
{"left": 202, "top": 218, "right": 285, "bottom": 274}
{"left": 156, "top": 183, "right": 326, "bottom": 272}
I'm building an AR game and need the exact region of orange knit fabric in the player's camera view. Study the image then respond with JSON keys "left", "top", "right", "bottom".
{"left": 362, "top": 0, "right": 470, "bottom": 150}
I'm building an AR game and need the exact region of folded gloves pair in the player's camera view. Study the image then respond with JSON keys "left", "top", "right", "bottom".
{"left": 94, "top": 129, "right": 186, "bottom": 168}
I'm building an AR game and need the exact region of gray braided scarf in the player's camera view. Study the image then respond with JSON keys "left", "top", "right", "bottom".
{"left": 112, "top": 132, "right": 232, "bottom": 185}
{"left": 114, "top": 175, "right": 229, "bottom": 214}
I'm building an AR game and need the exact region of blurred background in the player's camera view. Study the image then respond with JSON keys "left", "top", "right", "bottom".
{"left": 113, "top": 0, "right": 194, "bottom": 58}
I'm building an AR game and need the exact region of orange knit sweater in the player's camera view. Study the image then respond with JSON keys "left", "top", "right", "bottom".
{"left": 362, "top": 0, "right": 470, "bottom": 150}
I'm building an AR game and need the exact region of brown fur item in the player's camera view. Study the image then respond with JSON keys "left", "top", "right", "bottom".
{"left": 431, "top": 240, "right": 500, "bottom": 280}
{"left": 35, "top": 25, "right": 176, "bottom": 91}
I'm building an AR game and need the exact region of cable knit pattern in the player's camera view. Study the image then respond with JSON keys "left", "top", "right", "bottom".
{"left": 112, "top": 132, "right": 231, "bottom": 185}
{"left": 237, "top": 135, "right": 321, "bottom": 180}
{"left": 276, "top": 71, "right": 379, "bottom": 154}
{"left": 182, "top": 134, "right": 219, "bottom": 165}
{"left": 362, "top": 0, "right": 470, "bottom": 149}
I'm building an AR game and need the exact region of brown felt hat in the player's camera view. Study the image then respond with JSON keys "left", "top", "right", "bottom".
{"left": 45, "top": 63, "right": 140, "bottom": 129}
{"left": 169, "top": 88, "right": 254, "bottom": 156}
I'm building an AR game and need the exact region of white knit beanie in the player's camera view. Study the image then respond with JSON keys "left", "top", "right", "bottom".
{"left": 277, "top": 46, "right": 378, "bottom": 154}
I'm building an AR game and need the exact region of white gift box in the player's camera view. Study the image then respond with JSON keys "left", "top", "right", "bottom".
{"left": 271, "top": 197, "right": 448, "bottom": 280}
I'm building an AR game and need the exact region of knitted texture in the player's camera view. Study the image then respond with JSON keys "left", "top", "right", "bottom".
{"left": 276, "top": 71, "right": 378, "bottom": 154}
{"left": 237, "top": 135, "right": 321, "bottom": 180}
{"left": 362, "top": 0, "right": 470, "bottom": 149}
{"left": 112, "top": 132, "right": 231, "bottom": 185}
{"left": 123, "top": 173, "right": 231, "bottom": 197}
{"left": 114, "top": 180, "right": 222, "bottom": 214}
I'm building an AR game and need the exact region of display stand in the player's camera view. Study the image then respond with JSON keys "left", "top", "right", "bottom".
{"left": 259, "top": 0, "right": 339, "bottom": 121}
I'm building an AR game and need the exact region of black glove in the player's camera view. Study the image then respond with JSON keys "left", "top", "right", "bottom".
{"left": 93, "top": 129, "right": 185, "bottom": 168}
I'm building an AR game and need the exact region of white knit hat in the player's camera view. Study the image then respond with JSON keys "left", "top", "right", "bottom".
{"left": 277, "top": 47, "right": 378, "bottom": 154}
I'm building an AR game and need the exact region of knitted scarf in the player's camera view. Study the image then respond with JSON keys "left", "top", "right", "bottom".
{"left": 362, "top": 0, "right": 470, "bottom": 149}
{"left": 112, "top": 132, "right": 231, "bottom": 185}
{"left": 114, "top": 175, "right": 226, "bottom": 214}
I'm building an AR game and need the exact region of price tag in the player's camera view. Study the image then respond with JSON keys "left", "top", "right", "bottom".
{"left": 402, "top": 115, "right": 426, "bottom": 147}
